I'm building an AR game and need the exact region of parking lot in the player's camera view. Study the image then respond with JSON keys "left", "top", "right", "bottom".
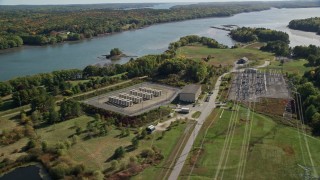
{"left": 83, "top": 82, "right": 180, "bottom": 116}
{"left": 228, "top": 68, "right": 290, "bottom": 101}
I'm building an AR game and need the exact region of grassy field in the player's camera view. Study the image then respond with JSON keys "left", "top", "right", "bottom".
{"left": 133, "top": 120, "right": 196, "bottom": 180}
{"left": 180, "top": 105, "right": 320, "bottom": 180}
{"left": 36, "top": 115, "right": 193, "bottom": 173}
{"left": 268, "top": 59, "right": 313, "bottom": 75}
{"left": 0, "top": 117, "right": 18, "bottom": 132}
{"left": 176, "top": 45, "right": 274, "bottom": 67}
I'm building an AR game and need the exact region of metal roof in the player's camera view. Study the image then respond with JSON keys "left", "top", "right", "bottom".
{"left": 240, "top": 57, "right": 248, "bottom": 61}
{"left": 181, "top": 84, "right": 201, "bottom": 94}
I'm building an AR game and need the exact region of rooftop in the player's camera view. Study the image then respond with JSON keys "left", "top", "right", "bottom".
{"left": 240, "top": 57, "right": 249, "bottom": 61}
{"left": 181, "top": 84, "right": 201, "bottom": 94}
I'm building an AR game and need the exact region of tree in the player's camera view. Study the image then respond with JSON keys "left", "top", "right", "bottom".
{"left": 298, "top": 82, "right": 318, "bottom": 100}
{"left": 311, "top": 113, "right": 320, "bottom": 135}
{"left": 0, "top": 98, "right": 3, "bottom": 107}
{"left": 305, "top": 105, "right": 318, "bottom": 123}
{"left": 31, "top": 110, "right": 42, "bottom": 126}
{"left": 125, "top": 128, "right": 130, "bottom": 136}
{"left": 26, "top": 139, "right": 36, "bottom": 150}
{"left": 0, "top": 82, "right": 12, "bottom": 96}
{"left": 48, "top": 109, "right": 59, "bottom": 124}
{"left": 50, "top": 162, "right": 70, "bottom": 179}
{"left": 60, "top": 100, "right": 81, "bottom": 120}
{"left": 83, "top": 65, "right": 99, "bottom": 77}
{"left": 110, "top": 48, "right": 122, "bottom": 56}
{"left": 131, "top": 137, "right": 139, "bottom": 149}
{"left": 140, "top": 148, "right": 155, "bottom": 158}
{"left": 114, "top": 146, "right": 125, "bottom": 159}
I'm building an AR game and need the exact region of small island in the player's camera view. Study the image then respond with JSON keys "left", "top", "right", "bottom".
{"left": 106, "top": 48, "right": 126, "bottom": 60}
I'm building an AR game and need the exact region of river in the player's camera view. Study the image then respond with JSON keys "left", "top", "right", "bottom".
{"left": 0, "top": 7, "right": 320, "bottom": 81}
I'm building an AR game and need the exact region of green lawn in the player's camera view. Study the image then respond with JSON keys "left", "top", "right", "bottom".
{"left": 192, "top": 111, "right": 202, "bottom": 119}
{"left": 268, "top": 59, "right": 313, "bottom": 75}
{"left": 67, "top": 79, "right": 90, "bottom": 86}
{"left": 176, "top": 45, "right": 274, "bottom": 67}
{"left": 180, "top": 106, "right": 320, "bottom": 180}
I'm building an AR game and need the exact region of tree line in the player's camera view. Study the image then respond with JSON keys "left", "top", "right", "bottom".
{"left": 229, "top": 27, "right": 290, "bottom": 43}
{"left": 287, "top": 45, "right": 320, "bottom": 135}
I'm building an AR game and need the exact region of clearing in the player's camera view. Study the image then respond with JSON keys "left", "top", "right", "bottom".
{"left": 176, "top": 44, "right": 274, "bottom": 67}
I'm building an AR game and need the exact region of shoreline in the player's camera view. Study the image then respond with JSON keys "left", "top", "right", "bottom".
{"left": 0, "top": 8, "right": 272, "bottom": 54}
{"left": 1, "top": 6, "right": 320, "bottom": 54}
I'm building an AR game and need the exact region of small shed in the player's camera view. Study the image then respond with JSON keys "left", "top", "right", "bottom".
{"left": 179, "top": 84, "right": 202, "bottom": 103}
{"left": 237, "top": 57, "right": 249, "bottom": 64}
{"left": 146, "top": 125, "right": 156, "bottom": 133}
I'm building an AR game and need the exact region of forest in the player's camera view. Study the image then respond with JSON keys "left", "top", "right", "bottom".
{"left": 230, "top": 27, "right": 290, "bottom": 56}
{"left": 1, "top": 1, "right": 320, "bottom": 50}
{"left": 288, "top": 17, "right": 320, "bottom": 35}
{"left": 288, "top": 45, "right": 320, "bottom": 135}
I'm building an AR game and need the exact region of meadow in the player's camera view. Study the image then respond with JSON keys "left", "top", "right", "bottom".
{"left": 180, "top": 106, "right": 320, "bottom": 179}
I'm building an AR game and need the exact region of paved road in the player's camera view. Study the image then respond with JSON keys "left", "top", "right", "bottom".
{"left": 168, "top": 72, "right": 229, "bottom": 180}
{"left": 168, "top": 61, "right": 270, "bottom": 180}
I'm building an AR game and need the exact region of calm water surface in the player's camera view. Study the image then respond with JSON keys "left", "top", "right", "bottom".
{"left": 0, "top": 165, "right": 42, "bottom": 180}
{"left": 0, "top": 8, "right": 320, "bottom": 81}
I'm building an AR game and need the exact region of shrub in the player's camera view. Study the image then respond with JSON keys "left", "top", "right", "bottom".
{"left": 110, "top": 160, "right": 119, "bottom": 170}
{"left": 140, "top": 148, "right": 155, "bottom": 158}
{"left": 26, "top": 139, "right": 36, "bottom": 150}
{"left": 50, "top": 162, "right": 70, "bottom": 179}
{"left": 93, "top": 170, "right": 104, "bottom": 180}
{"left": 113, "top": 146, "right": 125, "bottom": 159}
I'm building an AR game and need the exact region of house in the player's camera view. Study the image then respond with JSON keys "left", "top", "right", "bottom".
{"left": 237, "top": 57, "right": 249, "bottom": 64}
{"left": 179, "top": 84, "right": 202, "bottom": 103}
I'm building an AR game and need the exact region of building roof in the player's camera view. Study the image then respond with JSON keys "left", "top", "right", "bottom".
{"left": 240, "top": 57, "right": 248, "bottom": 61}
{"left": 181, "top": 84, "right": 201, "bottom": 94}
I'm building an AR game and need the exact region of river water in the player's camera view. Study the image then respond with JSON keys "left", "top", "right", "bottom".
{"left": 0, "top": 7, "right": 320, "bottom": 81}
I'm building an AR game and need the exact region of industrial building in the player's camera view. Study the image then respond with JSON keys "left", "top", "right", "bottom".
{"left": 108, "top": 96, "right": 133, "bottom": 107}
{"left": 119, "top": 93, "right": 142, "bottom": 104}
{"left": 106, "top": 85, "right": 166, "bottom": 109}
{"left": 139, "top": 87, "right": 162, "bottom": 97}
{"left": 179, "top": 84, "right": 202, "bottom": 103}
{"left": 130, "top": 89, "right": 153, "bottom": 100}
